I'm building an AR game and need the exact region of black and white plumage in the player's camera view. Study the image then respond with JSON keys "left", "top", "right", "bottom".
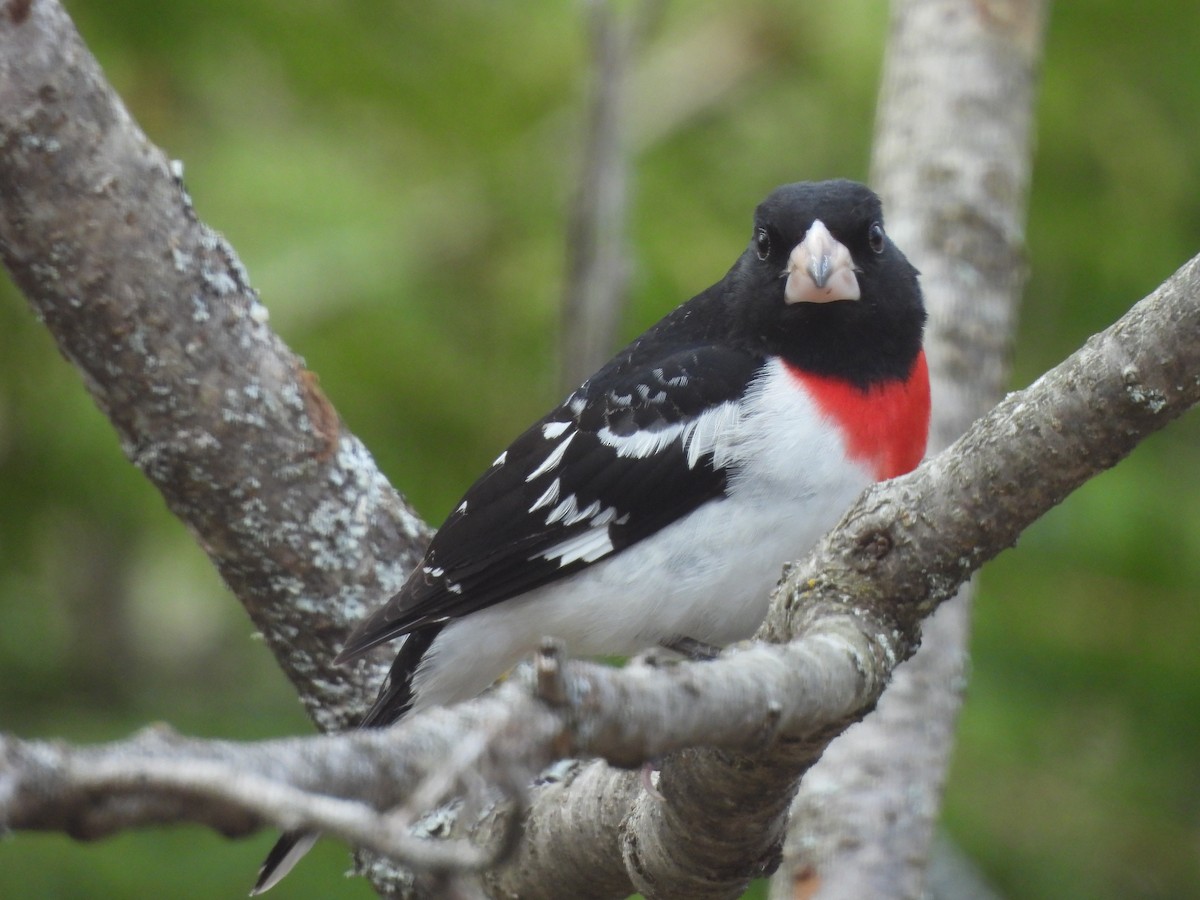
{"left": 254, "top": 179, "right": 929, "bottom": 893}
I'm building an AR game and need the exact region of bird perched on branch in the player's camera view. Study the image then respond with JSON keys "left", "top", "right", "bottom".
{"left": 254, "top": 178, "right": 929, "bottom": 893}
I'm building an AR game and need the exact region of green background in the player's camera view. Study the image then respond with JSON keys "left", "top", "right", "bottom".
{"left": 2, "top": 2, "right": 1198, "bottom": 898}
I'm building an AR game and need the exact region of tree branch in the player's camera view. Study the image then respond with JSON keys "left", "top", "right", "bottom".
{"left": 0, "top": 0, "right": 423, "bottom": 734}
{"left": 1, "top": 627, "right": 897, "bottom": 847}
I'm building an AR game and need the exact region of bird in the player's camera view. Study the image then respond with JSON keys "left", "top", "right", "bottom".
{"left": 253, "top": 178, "right": 930, "bottom": 893}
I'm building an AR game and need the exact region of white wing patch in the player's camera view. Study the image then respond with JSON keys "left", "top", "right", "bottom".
{"left": 526, "top": 430, "right": 576, "bottom": 481}
{"left": 539, "top": 526, "right": 614, "bottom": 566}
{"left": 542, "top": 421, "right": 571, "bottom": 439}
{"left": 562, "top": 498, "right": 603, "bottom": 526}
{"left": 589, "top": 505, "right": 620, "bottom": 527}
{"left": 597, "top": 400, "right": 744, "bottom": 468}
{"left": 545, "top": 493, "right": 581, "bottom": 526}
{"left": 597, "top": 421, "right": 687, "bottom": 459}
{"left": 528, "top": 477, "right": 561, "bottom": 513}
{"left": 543, "top": 493, "right": 619, "bottom": 528}
{"left": 682, "top": 401, "right": 744, "bottom": 468}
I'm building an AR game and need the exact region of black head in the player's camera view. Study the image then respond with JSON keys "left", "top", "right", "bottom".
{"left": 726, "top": 179, "right": 924, "bottom": 387}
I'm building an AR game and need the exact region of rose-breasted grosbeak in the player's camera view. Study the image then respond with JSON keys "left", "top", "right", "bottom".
{"left": 254, "top": 178, "right": 929, "bottom": 893}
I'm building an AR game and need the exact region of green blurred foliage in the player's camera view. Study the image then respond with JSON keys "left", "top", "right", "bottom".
{"left": 1, "top": 1, "right": 1198, "bottom": 897}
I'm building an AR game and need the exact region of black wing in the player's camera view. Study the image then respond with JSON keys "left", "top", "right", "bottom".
{"left": 337, "top": 343, "right": 762, "bottom": 662}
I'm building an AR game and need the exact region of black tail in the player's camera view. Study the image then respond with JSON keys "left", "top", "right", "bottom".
{"left": 250, "top": 624, "right": 446, "bottom": 894}
{"left": 355, "top": 623, "right": 444, "bottom": 728}
{"left": 250, "top": 829, "right": 319, "bottom": 895}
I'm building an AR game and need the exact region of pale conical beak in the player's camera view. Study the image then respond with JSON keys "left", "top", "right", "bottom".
{"left": 784, "top": 219, "right": 861, "bottom": 304}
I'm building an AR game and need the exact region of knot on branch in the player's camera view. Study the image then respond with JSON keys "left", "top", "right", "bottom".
{"left": 1121, "top": 363, "right": 1167, "bottom": 414}
{"left": 534, "top": 638, "right": 569, "bottom": 708}
{"left": 853, "top": 528, "right": 894, "bottom": 564}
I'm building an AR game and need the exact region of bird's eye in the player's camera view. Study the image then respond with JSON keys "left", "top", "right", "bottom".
{"left": 868, "top": 222, "right": 886, "bottom": 254}
{"left": 754, "top": 227, "right": 771, "bottom": 261}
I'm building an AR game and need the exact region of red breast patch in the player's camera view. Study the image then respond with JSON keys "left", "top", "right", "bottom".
{"left": 786, "top": 351, "right": 930, "bottom": 481}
